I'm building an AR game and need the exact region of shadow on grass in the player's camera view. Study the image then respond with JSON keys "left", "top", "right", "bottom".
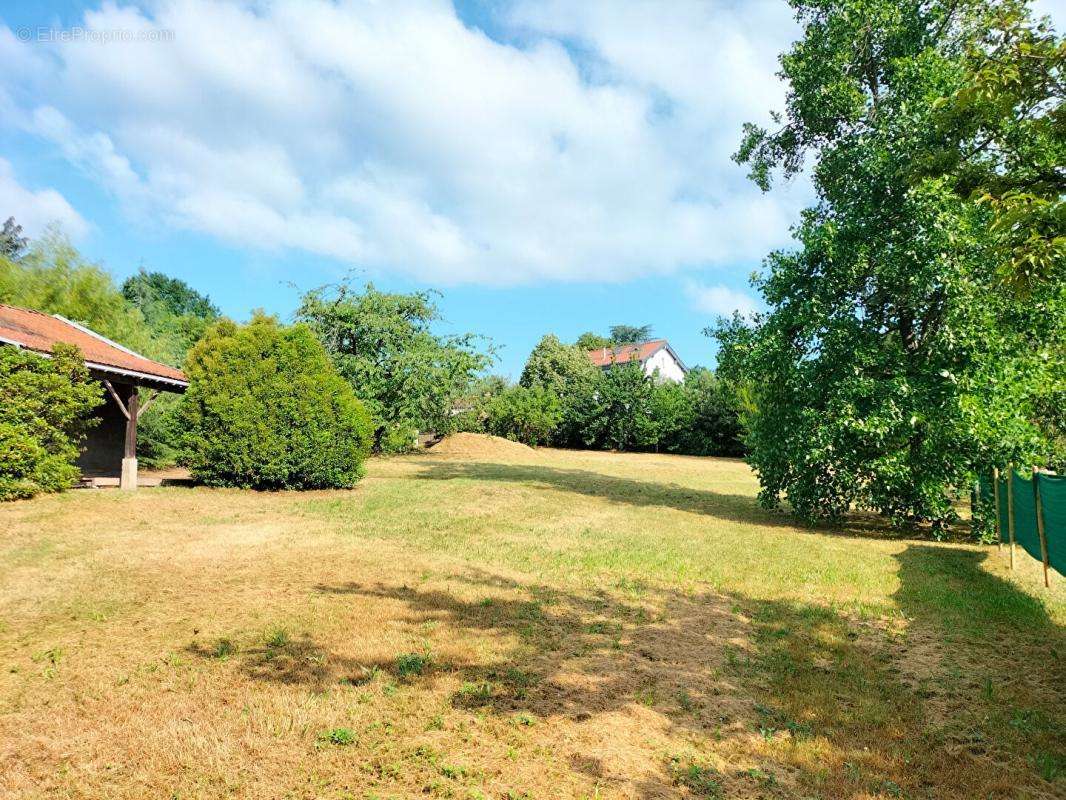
{"left": 186, "top": 551, "right": 1062, "bottom": 797}
{"left": 889, "top": 546, "right": 1065, "bottom": 784}
{"left": 317, "top": 553, "right": 1061, "bottom": 797}
{"left": 408, "top": 459, "right": 922, "bottom": 540}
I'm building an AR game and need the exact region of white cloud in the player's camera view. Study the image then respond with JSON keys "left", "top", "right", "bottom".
{"left": 0, "top": 158, "right": 89, "bottom": 239}
{"left": 0, "top": 0, "right": 808, "bottom": 284}
{"left": 685, "top": 280, "right": 759, "bottom": 318}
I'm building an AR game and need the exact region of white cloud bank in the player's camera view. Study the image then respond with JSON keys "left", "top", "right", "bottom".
{"left": 0, "top": 157, "right": 89, "bottom": 239}
{"left": 0, "top": 0, "right": 808, "bottom": 284}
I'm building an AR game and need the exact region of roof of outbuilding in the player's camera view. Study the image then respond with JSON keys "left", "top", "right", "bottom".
{"left": 586, "top": 339, "right": 669, "bottom": 368}
{"left": 0, "top": 304, "right": 188, "bottom": 388}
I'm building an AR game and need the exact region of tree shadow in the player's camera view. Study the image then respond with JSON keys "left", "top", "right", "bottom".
{"left": 310, "top": 559, "right": 1060, "bottom": 798}
{"left": 889, "top": 545, "right": 1065, "bottom": 785}
{"left": 409, "top": 459, "right": 921, "bottom": 540}
{"left": 186, "top": 554, "right": 1062, "bottom": 797}
{"left": 186, "top": 628, "right": 481, "bottom": 693}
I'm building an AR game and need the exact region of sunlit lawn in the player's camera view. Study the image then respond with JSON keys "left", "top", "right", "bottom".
{"left": 1, "top": 447, "right": 1062, "bottom": 799}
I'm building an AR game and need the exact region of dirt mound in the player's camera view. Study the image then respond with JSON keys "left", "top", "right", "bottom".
{"left": 426, "top": 432, "right": 536, "bottom": 458}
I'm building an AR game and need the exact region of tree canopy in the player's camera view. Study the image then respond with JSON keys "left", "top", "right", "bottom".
{"left": 0, "top": 217, "right": 27, "bottom": 260}
{"left": 719, "top": 0, "right": 1063, "bottom": 527}
{"left": 296, "top": 282, "right": 494, "bottom": 452}
{"left": 608, "top": 324, "right": 653, "bottom": 344}
{"left": 918, "top": 1, "right": 1064, "bottom": 292}
{"left": 0, "top": 343, "right": 102, "bottom": 500}
{"left": 122, "top": 268, "right": 220, "bottom": 321}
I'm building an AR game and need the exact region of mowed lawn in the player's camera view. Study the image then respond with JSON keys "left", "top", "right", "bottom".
{"left": 1, "top": 447, "right": 1063, "bottom": 800}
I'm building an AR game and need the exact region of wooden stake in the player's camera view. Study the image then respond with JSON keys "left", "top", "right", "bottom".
{"left": 1033, "top": 467, "right": 1051, "bottom": 589}
{"left": 1007, "top": 464, "right": 1017, "bottom": 570}
{"left": 993, "top": 466, "right": 1002, "bottom": 552}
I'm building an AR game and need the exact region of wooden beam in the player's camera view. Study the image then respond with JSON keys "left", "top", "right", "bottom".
{"left": 102, "top": 380, "right": 131, "bottom": 420}
{"left": 136, "top": 389, "right": 160, "bottom": 419}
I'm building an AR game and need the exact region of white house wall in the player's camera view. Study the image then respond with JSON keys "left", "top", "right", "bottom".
{"left": 643, "top": 348, "right": 686, "bottom": 383}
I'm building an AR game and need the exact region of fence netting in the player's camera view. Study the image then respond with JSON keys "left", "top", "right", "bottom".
{"left": 977, "top": 470, "right": 1064, "bottom": 576}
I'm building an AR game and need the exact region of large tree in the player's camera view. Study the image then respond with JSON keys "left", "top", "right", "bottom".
{"left": 571, "top": 363, "right": 659, "bottom": 452}
{"left": 297, "top": 282, "right": 494, "bottom": 452}
{"left": 122, "top": 268, "right": 219, "bottom": 324}
{"left": 717, "top": 0, "right": 1062, "bottom": 527}
{"left": 609, "top": 324, "right": 653, "bottom": 344}
{"left": 519, "top": 334, "right": 599, "bottom": 446}
{"left": 0, "top": 217, "right": 27, "bottom": 260}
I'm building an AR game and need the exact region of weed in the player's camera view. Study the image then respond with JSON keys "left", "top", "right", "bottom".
{"left": 669, "top": 758, "right": 722, "bottom": 798}
{"left": 266, "top": 629, "right": 289, "bottom": 649}
{"left": 426, "top": 714, "right": 445, "bottom": 731}
{"left": 677, "top": 690, "right": 696, "bottom": 713}
{"left": 396, "top": 651, "right": 432, "bottom": 678}
{"left": 212, "top": 638, "right": 236, "bottom": 659}
{"left": 1033, "top": 750, "right": 1064, "bottom": 781}
{"left": 318, "top": 727, "right": 356, "bottom": 746}
{"left": 440, "top": 763, "right": 466, "bottom": 779}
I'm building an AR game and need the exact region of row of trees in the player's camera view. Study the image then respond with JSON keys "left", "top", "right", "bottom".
{"left": 0, "top": 232, "right": 499, "bottom": 492}
{"left": 1, "top": 225, "right": 746, "bottom": 496}
{"left": 453, "top": 333, "right": 745, "bottom": 456}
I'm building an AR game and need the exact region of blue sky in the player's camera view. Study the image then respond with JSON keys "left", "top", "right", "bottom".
{"left": 2, "top": 1, "right": 1060, "bottom": 377}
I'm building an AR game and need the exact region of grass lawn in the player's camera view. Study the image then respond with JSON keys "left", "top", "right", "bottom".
{"left": 1, "top": 447, "right": 1063, "bottom": 799}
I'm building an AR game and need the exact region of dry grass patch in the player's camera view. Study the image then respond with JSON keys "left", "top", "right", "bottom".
{"left": 0, "top": 448, "right": 1063, "bottom": 799}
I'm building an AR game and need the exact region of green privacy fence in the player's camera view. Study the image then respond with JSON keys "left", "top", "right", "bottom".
{"left": 976, "top": 468, "right": 1064, "bottom": 586}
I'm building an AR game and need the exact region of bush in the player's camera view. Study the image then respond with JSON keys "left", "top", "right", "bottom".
{"left": 180, "top": 315, "right": 373, "bottom": 489}
{"left": 0, "top": 343, "right": 101, "bottom": 500}
{"left": 484, "top": 385, "right": 562, "bottom": 447}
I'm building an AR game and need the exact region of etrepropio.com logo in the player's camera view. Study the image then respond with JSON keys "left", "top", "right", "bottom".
{"left": 15, "top": 26, "right": 175, "bottom": 44}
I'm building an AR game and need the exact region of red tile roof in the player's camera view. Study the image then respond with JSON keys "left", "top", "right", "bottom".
{"left": 586, "top": 339, "right": 667, "bottom": 368}
{"left": 0, "top": 304, "right": 187, "bottom": 387}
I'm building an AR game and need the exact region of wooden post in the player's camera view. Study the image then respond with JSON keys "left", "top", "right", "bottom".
{"left": 1034, "top": 467, "right": 1051, "bottom": 589}
{"left": 993, "top": 466, "right": 1002, "bottom": 552}
{"left": 1007, "top": 464, "right": 1017, "bottom": 570}
{"left": 120, "top": 387, "right": 139, "bottom": 490}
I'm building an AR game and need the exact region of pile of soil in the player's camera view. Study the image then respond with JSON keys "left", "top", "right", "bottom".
{"left": 426, "top": 432, "right": 536, "bottom": 458}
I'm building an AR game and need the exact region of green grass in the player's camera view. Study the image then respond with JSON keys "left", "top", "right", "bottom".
{"left": 0, "top": 446, "right": 1062, "bottom": 799}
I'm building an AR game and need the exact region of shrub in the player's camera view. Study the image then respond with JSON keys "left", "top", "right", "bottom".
{"left": 485, "top": 385, "right": 562, "bottom": 447}
{"left": 0, "top": 343, "right": 101, "bottom": 501}
{"left": 180, "top": 314, "right": 373, "bottom": 489}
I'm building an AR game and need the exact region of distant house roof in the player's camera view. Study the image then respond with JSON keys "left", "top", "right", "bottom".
{"left": 0, "top": 304, "right": 188, "bottom": 390}
{"left": 586, "top": 338, "right": 687, "bottom": 372}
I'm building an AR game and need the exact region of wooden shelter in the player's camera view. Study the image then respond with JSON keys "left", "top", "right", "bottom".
{"left": 0, "top": 304, "right": 188, "bottom": 489}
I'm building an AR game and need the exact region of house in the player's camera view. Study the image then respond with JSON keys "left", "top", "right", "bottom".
{"left": 0, "top": 304, "right": 188, "bottom": 489}
{"left": 586, "top": 339, "right": 687, "bottom": 383}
